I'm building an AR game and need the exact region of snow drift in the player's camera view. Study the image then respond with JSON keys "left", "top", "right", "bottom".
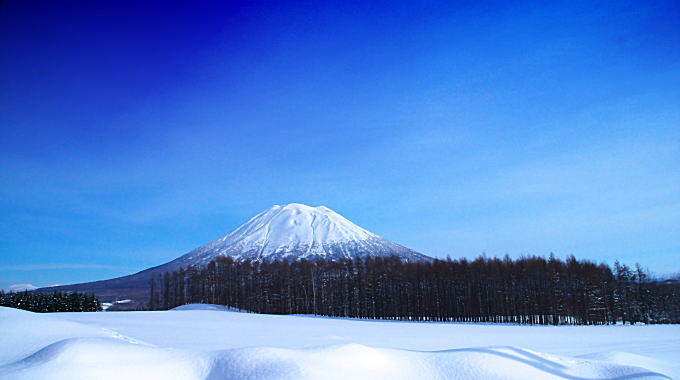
{"left": 171, "top": 304, "right": 244, "bottom": 312}
{"left": 0, "top": 306, "right": 675, "bottom": 380}
{"left": 5, "top": 339, "right": 671, "bottom": 380}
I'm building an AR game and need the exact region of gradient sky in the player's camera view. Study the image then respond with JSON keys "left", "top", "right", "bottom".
{"left": 1, "top": 1, "right": 679, "bottom": 289}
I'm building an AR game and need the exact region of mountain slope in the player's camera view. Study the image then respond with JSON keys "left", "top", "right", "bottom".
{"left": 40, "top": 204, "right": 431, "bottom": 305}
{"left": 169, "top": 203, "right": 430, "bottom": 266}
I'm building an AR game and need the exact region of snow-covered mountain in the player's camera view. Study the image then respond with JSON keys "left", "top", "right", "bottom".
{"left": 41, "top": 204, "right": 430, "bottom": 304}
{"left": 168, "top": 203, "right": 430, "bottom": 266}
{"left": 3, "top": 284, "right": 38, "bottom": 293}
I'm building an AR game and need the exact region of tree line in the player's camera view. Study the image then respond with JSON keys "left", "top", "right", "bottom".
{"left": 0, "top": 290, "right": 102, "bottom": 312}
{"left": 150, "top": 255, "right": 680, "bottom": 325}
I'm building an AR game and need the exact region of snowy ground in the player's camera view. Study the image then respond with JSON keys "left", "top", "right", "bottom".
{"left": 0, "top": 305, "right": 678, "bottom": 379}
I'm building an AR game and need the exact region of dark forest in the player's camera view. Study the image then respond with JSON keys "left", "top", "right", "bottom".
{"left": 151, "top": 255, "right": 680, "bottom": 325}
{"left": 0, "top": 290, "right": 101, "bottom": 313}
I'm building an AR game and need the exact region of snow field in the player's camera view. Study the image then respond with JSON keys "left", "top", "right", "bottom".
{"left": 1, "top": 305, "right": 678, "bottom": 379}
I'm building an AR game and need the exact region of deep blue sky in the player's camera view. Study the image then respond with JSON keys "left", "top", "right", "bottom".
{"left": 1, "top": 1, "right": 679, "bottom": 288}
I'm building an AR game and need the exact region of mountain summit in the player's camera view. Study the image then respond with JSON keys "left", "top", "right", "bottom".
{"left": 169, "top": 203, "right": 430, "bottom": 266}
{"left": 42, "top": 204, "right": 430, "bottom": 306}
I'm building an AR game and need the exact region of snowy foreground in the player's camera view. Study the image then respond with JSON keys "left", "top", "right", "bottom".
{"left": 1, "top": 305, "right": 678, "bottom": 380}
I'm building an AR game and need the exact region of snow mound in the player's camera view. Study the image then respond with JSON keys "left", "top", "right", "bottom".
{"left": 208, "top": 344, "right": 671, "bottom": 380}
{"left": 171, "top": 304, "right": 242, "bottom": 312}
{"left": 1, "top": 338, "right": 208, "bottom": 380}
{"left": 0, "top": 307, "right": 674, "bottom": 380}
{"left": 1, "top": 339, "right": 670, "bottom": 380}
{"left": 578, "top": 351, "right": 674, "bottom": 378}
{"left": 0, "top": 307, "right": 110, "bottom": 366}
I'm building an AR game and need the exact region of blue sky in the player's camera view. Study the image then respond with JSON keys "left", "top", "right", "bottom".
{"left": 1, "top": 1, "right": 679, "bottom": 288}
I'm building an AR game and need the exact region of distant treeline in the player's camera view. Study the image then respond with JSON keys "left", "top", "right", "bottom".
{"left": 151, "top": 255, "right": 680, "bottom": 325}
{"left": 0, "top": 290, "right": 101, "bottom": 312}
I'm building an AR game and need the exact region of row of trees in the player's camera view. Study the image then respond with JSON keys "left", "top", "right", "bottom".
{"left": 151, "top": 255, "right": 680, "bottom": 325}
{"left": 0, "top": 290, "right": 102, "bottom": 312}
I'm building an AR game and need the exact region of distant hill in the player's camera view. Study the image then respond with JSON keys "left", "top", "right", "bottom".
{"left": 3, "top": 284, "right": 38, "bottom": 293}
